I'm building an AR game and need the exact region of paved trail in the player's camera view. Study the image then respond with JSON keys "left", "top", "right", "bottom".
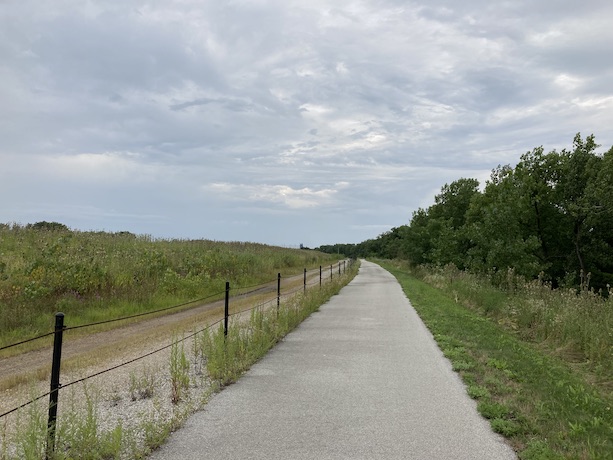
{"left": 149, "top": 260, "right": 516, "bottom": 459}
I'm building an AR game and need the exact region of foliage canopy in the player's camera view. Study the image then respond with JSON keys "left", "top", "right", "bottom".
{"left": 320, "top": 134, "right": 613, "bottom": 290}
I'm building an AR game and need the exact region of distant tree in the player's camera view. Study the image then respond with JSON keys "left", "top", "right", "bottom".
{"left": 463, "top": 133, "right": 612, "bottom": 288}
{"left": 555, "top": 135, "right": 593, "bottom": 281}
{"left": 371, "top": 226, "right": 409, "bottom": 259}
{"left": 27, "top": 221, "right": 70, "bottom": 232}
{"left": 317, "top": 243, "right": 359, "bottom": 257}
{"left": 115, "top": 231, "right": 137, "bottom": 238}
{"left": 511, "top": 146, "right": 566, "bottom": 280}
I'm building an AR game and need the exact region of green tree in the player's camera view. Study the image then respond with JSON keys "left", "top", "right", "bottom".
{"left": 556, "top": 135, "right": 613, "bottom": 288}
{"left": 429, "top": 178, "right": 480, "bottom": 268}
{"left": 556, "top": 134, "right": 604, "bottom": 286}
{"left": 402, "top": 178, "right": 480, "bottom": 268}
{"left": 465, "top": 165, "right": 543, "bottom": 279}
{"left": 430, "top": 178, "right": 480, "bottom": 228}
{"left": 585, "top": 145, "right": 613, "bottom": 287}
{"left": 403, "top": 208, "right": 433, "bottom": 265}
{"left": 512, "top": 146, "right": 568, "bottom": 282}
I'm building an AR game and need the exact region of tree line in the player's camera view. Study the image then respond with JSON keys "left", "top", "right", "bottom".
{"left": 319, "top": 134, "right": 613, "bottom": 291}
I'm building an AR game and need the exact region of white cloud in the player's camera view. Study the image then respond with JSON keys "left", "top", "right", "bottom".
{"left": 554, "top": 74, "right": 583, "bottom": 91}
{"left": 205, "top": 182, "right": 348, "bottom": 209}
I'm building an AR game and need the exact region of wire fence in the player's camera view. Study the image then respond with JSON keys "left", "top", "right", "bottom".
{"left": 0, "top": 259, "right": 353, "bottom": 444}
{"left": 0, "top": 267, "right": 327, "bottom": 353}
{"left": 0, "top": 331, "right": 57, "bottom": 352}
{"left": 0, "top": 292, "right": 229, "bottom": 353}
{"left": 64, "top": 291, "right": 227, "bottom": 332}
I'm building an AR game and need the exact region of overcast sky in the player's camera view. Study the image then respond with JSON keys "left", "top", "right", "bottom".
{"left": 1, "top": 0, "right": 612, "bottom": 247}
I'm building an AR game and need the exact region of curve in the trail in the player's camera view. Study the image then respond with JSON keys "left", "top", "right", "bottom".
{"left": 149, "top": 260, "right": 516, "bottom": 460}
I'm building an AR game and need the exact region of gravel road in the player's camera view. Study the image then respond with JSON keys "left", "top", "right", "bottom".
{"left": 0, "top": 269, "right": 319, "bottom": 393}
{"left": 149, "top": 260, "right": 517, "bottom": 459}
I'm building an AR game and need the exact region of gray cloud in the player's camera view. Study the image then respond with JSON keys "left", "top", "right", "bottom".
{"left": 1, "top": 0, "right": 612, "bottom": 246}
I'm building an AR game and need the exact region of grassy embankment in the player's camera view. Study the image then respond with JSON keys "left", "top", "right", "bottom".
{"left": 0, "top": 224, "right": 341, "bottom": 352}
{"left": 3, "top": 265, "right": 359, "bottom": 459}
{"left": 378, "top": 260, "right": 613, "bottom": 460}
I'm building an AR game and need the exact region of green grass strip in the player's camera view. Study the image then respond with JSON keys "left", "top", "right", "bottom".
{"left": 379, "top": 261, "right": 613, "bottom": 460}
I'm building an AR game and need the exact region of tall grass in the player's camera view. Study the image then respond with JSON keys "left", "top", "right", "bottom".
{"left": 0, "top": 224, "right": 341, "bottom": 348}
{"left": 6, "top": 385, "right": 125, "bottom": 460}
{"left": 169, "top": 337, "right": 190, "bottom": 405}
{"left": 398, "top": 262, "right": 613, "bottom": 376}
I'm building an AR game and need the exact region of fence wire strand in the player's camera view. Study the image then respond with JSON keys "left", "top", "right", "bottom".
{"left": 0, "top": 330, "right": 55, "bottom": 352}
{"left": 61, "top": 317, "right": 225, "bottom": 391}
{"left": 230, "top": 278, "right": 278, "bottom": 295}
{"left": 1, "top": 288, "right": 234, "bottom": 351}
{"left": 228, "top": 297, "right": 276, "bottom": 319}
{"left": 0, "top": 391, "right": 51, "bottom": 420}
{"left": 65, "top": 290, "right": 226, "bottom": 332}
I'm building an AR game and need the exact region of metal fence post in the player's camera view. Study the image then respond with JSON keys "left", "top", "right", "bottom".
{"left": 330, "top": 264, "right": 333, "bottom": 280}
{"left": 304, "top": 268, "right": 307, "bottom": 293}
{"left": 277, "top": 273, "right": 281, "bottom": 314}
{"left": 47, "top": 312, "right": 65, "bottom": 459}
{"left": 319, "top": 266, "right": 322, "bottom": 288}
{"left": 338, "top": 262, "right": 341, "bottom": 275}
{"left": 224, "top": 281, "right": 229, "bottom": 336}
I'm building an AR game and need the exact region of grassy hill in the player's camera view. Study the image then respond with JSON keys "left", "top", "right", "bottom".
{"left": 0, "top": 223, "right": 340, "bottom": 349}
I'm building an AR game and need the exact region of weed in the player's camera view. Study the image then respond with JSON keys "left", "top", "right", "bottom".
{"left": 478, "top": 401, "right": 512, "bottom": 419}
{"left": 170, "top": 337, "right": 190, "bottom": 404}
{"left": 109, "top": 391, "right": 122, "bottom": 407}
{"left": 140, "top": 400, "right": 173, "bottom": 454}
{"left": 467, "top": 384, "right": 490, "bottom": 400}
{"left": 14, "top": 399, "right": 46, "bottom": 459}
{"left": 519, "top": 440, "right": 563, "bottom": 460}
{"left": 487, "top": 358, "right": 509, "bottom": 370}
{"left": 491, "top": 418, "right": 522, "bottom": 437}
{"left": 54, "top": 384, "right": 124, "bottom": 459}
{"left": 451, "top": 360, "right": 475, "bottom": 371}
{"left": 129, "top": 366, "right": 157, "bottom": 401}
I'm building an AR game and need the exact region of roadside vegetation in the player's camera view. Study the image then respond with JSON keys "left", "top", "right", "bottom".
{"left": 0, "top": 223, "right": 340, "bottom": 351}
{"left": 1, "top": 254, "right": 359, "bottom": 459}
{"left": 379, "top": 260, "right": 613, "bottom": 459}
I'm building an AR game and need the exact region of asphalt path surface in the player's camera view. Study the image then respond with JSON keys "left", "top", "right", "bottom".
{"left": 149, "top": 260, "right": 516, "bottom": 459}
